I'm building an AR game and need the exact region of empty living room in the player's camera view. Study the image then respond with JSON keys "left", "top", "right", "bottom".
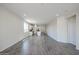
{"left": 0, "top": 1, "right": 79, "bottom": 57}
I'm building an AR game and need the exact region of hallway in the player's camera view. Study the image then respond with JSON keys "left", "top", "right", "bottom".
{"left": 0, "top": 33, "right": 79, "bottom": 55}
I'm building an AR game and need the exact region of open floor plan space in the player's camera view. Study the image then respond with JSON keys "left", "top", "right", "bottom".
{"left": 1, "top": 3, "right": 79, "bottom": 55}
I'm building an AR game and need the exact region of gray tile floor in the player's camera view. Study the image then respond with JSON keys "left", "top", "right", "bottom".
{"left": 0, "top": 34, "right": 79, "bottom": 55}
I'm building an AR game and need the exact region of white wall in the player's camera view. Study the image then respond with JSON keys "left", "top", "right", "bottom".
{"left": 46, "top": 16, "right": 77, "bottom": 44}
{"left": 76, "top": 13, "right": 79, "bottom": 50}
{"left": 46, "top": 19, "right": 57, "bottom": 40}
{"left": 57, "top": 16, "right": 67, "bottom": 43}
{"left": 67, "top": 15, "right": 76, "bottom": 45}
{"left": 0, "top": 6, "right": 24, "bottom": 51}
{"left": 46, "top": 16, "right": 68, "bottom": 43}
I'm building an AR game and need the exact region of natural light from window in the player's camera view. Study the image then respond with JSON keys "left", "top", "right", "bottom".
{"left": 24, "top": 22, "right": 28, "bottom": 33}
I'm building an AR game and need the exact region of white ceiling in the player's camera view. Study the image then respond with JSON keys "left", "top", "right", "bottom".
{"left": 1, "top": 3, "right": 79, "bottom": 24}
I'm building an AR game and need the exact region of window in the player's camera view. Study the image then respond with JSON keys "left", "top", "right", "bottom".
{"left": 24, "top": 22, "right": 28, "bottom": 33}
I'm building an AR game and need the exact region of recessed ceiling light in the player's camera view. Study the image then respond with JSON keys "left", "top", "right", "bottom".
{"left": 24, "top": 14, "right": 26, "bottom": 16}
{"left": 56, "top": 14, "right": 59, "bottom": 17}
